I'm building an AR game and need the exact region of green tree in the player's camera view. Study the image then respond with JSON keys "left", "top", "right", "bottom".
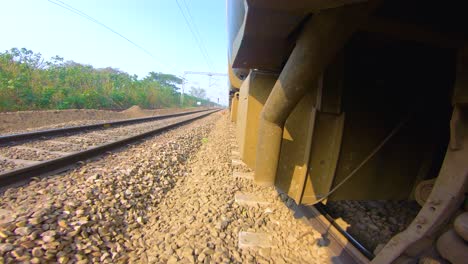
{"left": 144, "top": 72, "right": 182, "bottom": 93}
{"left": 189, "top": 86, "right": 206, "bottom": 99}
{"left": 0, "top": 47, "right": 214, "bottom": 111}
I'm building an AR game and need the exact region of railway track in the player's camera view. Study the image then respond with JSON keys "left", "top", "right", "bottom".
{"left": 287, "top": 188, "right": 419, "bottom": 263}
{"left": 0, "top": 108, "right": 210, "bottom": 143}
{"left": 0, "top": 109, "right": 219, "bottom": 187}
{"left": 278, "top": 186, "right": 420, "bottom": 263}
{"left": 296, "top": 204, "right": 373, "bottom": 264}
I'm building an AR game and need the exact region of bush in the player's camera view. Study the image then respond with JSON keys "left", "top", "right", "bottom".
{"left": 0, "top": 47, "right": 214, "bottom": 111}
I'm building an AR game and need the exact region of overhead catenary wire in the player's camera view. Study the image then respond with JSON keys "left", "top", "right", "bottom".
{"left": 48, "top": 0, "right": 225, "bottom": 103}
{"left": 181, "top": 0, "right": 215, "bottom": 70}
{"left": 47, "top": 0, "right": 181, "bottom": 75}
{"left": 175, "top": 0, "right": 214, "bottom": 71}
{"left": 177, "top": 0, "right": 214, "bottom": 70}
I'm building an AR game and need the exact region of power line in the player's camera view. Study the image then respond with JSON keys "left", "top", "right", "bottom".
{"left": 175, "top": 0, "right": 214, "bottom": 71}
{"left": 47, "top": 0, "right": 181, "bottom": 74}
{"left": 181, "top": 0, "right": 215, "bottom": 70}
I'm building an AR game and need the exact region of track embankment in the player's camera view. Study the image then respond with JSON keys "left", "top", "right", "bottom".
{"left": 0, "top": 106, "right": 202, "bottom": 135}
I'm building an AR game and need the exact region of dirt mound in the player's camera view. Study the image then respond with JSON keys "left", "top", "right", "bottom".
{"left": 120, "top": 105, "right": 146, "bottom": 118}
{"left": 0, "top": 109, "right": 123, "bottom": 134}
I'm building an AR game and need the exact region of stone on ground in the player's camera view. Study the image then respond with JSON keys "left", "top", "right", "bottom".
{"left": 233, "top": 171, "right": 254, "bottom": 180}
{"left": 232, "top": 159, "right": 246, "bottom": 167}
{"left": 238, "top": 231, "right": 272, "bottom": 249}
{"left": 235, "top": 192, "right": 270, "bottom": 206}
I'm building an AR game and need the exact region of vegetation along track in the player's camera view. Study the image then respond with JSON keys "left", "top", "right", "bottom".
{"left": 0, "top": 109, "right": 219, "bottom": 186}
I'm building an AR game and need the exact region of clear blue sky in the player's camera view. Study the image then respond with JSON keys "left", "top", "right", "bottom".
{"left": 0, "top": 0, "right": 229, "bottom": 105}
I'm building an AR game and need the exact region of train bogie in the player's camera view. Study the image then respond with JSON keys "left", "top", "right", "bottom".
{"left": 227, "top": 0, "right": 468, "bottom": 263}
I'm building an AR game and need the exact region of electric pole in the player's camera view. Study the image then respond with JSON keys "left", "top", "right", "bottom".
{"left": 180, "top": 71, "right": 227, "bottom": 107}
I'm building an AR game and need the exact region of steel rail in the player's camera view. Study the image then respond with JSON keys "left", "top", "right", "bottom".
{"left": 295, "top": 203, "right": 373, "bottom": 264}
{"left": 314, "top": 203, "right": 375, "bottom": 260}
{"left": 0, "top": 108, "right": 212, "bottom": 144}
{"left": 0, "top": 109, "right": 220, "bottom": 187}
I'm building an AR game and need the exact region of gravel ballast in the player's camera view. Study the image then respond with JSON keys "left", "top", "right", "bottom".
{"left": 326, "top": 200, "right": 420, "bottom": 253}
{"left": 0, "top": 112, "right": 219, "bottom": 263}
{"left": 136, "top": 113, "right": 333, "bottom": 263}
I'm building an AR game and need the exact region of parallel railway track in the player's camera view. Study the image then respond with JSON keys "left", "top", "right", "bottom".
{"left": 0, "top": 109, "right": 219, "bottom": 187}
{"left": 0, "top": 108, "right": 210, "bottom": 144}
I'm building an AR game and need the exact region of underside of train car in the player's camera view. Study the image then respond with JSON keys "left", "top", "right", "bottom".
{"left": 227, "top": 0, "right": 468, "bottom": 263}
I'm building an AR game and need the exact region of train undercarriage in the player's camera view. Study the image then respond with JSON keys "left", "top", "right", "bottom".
{"left": 227, "top": 0, "right": 468, "bottom": 263}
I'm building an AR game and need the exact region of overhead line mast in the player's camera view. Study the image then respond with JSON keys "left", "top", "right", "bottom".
{"left": 181, "top": 71, "right": 227, "bottom": 106}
